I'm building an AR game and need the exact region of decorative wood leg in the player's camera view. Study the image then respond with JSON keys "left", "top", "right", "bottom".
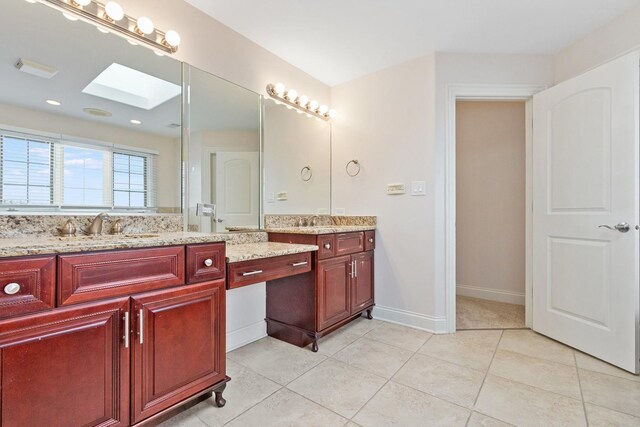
{"left": 366, "top": 309, "right": 373, "bottom": 320}
{"left": 311, "top": 339, "right": 319, "bottom": 352}
{"left": 213, "top": 381, "right": 227, "bottom": 408}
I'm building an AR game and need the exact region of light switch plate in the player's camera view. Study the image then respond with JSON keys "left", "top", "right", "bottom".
{"left": 411, "top": 181, "right": 426, "bottom": 196}
{"left": 387, "top": 183, "right": 406, "bottom": 195}
{"left": 277, "top": 191, "right": 288, "bottom": 201}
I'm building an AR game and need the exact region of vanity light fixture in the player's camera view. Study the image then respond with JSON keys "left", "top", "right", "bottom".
{"left": 33, "top": 0, "right": 181, "bottom": 54}
{"left": 266, "top": 83, "right": 336, "bottom": 121}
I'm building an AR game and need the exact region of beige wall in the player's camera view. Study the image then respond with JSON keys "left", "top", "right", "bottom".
{"left": 455, "top": 101, "right": 526, "bottom": 304}
{"left": 332, "top": 53, "right": 553, "bottom": 332}
{"left": 554, "top": 3, "right": 640, "bottom": 83}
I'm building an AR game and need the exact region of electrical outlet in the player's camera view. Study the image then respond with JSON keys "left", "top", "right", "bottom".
{"left": 387, "top": 183, "right": 406, "bottom": 195}
{"left": 411, "top": 181, "right": 426, "bottom": 196}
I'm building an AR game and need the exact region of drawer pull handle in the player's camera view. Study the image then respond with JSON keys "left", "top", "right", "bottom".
{"left": 204, "top": 258, "right": 214, "bottom": 267}
{"left": 3, "top": 282, "right": 20, "bottom": 295}
{"left": 368, "top": 238, "right": 374, "bottom": 243}
{"left": 324, "top": 243, "right": 331, "bottom": 249}
{"left": 123, "top": 312, "right": 130, "bottom": 349}
{"left": 139, "top": 309, "right": 144, "bottom": 344}
{"left": 291, "top": 261, "right": 308, "bottom": 267}
{"left": 242, "top": 270, "right": 263, "bottom": 276}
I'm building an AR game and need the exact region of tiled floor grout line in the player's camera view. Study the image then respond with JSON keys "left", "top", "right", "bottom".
{"left": 346, "top": 333, "right": 434, "bottom": 422}
{"left": 284, "top": 386, "right": 358, "bottom": 423}
{"left": 472, "top": 329, "right": 503, "bottom": 408}
{"left": 573, "top": 352, "right": 590, "bottom": 426}
{"left": 217, "top": 385, "right": 284, "bottom": 426}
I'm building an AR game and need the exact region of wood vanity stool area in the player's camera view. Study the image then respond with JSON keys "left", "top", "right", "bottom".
{"left": 0, "top": 240, "right": 228, "bottom": 427}
{"left": 267, "top": 230, "right": 375, "bottom": 352}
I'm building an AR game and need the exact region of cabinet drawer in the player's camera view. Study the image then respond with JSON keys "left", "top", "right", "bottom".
{"left": 335, "top": 232, "right": 364, "bottom": 257}
{"left": 58, "top": 246, "right": 185, "bottom": 306}
{"left": 317, "top": 234, "right": 336, "bottom": 260}
{"left": 364, "top": 231, "right": 376, "bottom": 251}
{"left": 228, "top": 252, "right": 312, "bottom": 289}
{"left": 187, "top": 243, "right": 226, "bottom": 284}
{"left": 0, "top": 256, "right": 55, "bottom": 320}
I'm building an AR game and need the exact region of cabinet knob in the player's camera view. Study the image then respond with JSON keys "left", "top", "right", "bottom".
{"left": 368, "top": 238, "right": 374, "bottom": 243}
{"left": 324, "top": 243, "right": 331, "bottom": 249}
{"left": 204, "top": 258, "right": 213, "bottom": 267}
{"left": 4, "top": 282, "right": 20, "bottom": 295}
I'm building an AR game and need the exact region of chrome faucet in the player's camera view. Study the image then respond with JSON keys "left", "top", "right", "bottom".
{"left": 83, "top": 212, "right": 109, "bottom": 235}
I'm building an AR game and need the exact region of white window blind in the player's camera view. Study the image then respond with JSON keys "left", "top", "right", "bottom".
{"left": 0, "top": 128, "right": 157, "bottom": 211}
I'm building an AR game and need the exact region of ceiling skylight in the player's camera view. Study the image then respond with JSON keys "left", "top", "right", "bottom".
{"left": 82, "top": 63, "right": 180, "bottom": 110}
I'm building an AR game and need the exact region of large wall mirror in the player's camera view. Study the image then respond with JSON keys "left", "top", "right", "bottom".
{"left": 186, "top": 65, "right": 261, "bottom": 232}
{"left": 0, "top": 0, "right": 182, "bottom": 213}
{"left": 263, "top": 99, "right": 331, "bottom": 215}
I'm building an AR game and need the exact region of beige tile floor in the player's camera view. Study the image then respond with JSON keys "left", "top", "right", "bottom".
{"left": 160, "top": 318, "right": 640, "bottom": 427}
{"left": 457, "top": 296, "right": 526, "bottom": 330}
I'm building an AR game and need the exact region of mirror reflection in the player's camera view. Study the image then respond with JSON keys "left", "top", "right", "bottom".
{"left": 186, "top": 65, "right": 261, "bottom": 232}
{"left": 263, "top": 98, "right": 331, "bottom": 215}
{"left": 0, "top": 0, "right": 182, "bottom": 213}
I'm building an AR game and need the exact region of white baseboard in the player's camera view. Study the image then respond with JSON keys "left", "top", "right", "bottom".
{"left": 373, "top": 305, "right": 448, "bottom": 334}
{"left": 457, "top": 284, "right": 525, "bottom": 305}
{"left": 226, "top": 320, "right": 267, "bottom": 352}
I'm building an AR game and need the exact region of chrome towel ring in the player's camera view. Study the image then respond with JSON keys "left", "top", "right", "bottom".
{"left": 346, "top": 159, "right": 360, "bottom": 177}
{"left": 300, "top": 166, "right": 312, "bottom": 182}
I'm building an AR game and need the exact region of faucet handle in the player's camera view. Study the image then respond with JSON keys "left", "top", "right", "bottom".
{"left": 111, "top": 219, "right": 125, "bottom": 235}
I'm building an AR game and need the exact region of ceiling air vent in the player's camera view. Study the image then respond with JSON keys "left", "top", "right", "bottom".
{"left": 83, "top": 108, "right": 113, "bottom": 117}
{"left": 15, "top": 58, "right": 59, "bottom": 79}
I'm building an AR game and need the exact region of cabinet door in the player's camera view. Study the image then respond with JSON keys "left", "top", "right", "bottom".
{"left": 351, "top": 251, "right": 374, "bottom": 313}
{"left": 0, "top": 298, "right": 130, "bottom": 427}
{"left": 317, "top": 256, "right": 351, "bottom": 330}
{"left": 132, "top": 281, "right": 226, "bottom": 424}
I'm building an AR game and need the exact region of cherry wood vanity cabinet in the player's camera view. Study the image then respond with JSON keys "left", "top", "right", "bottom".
{"left": 267, "top": 230, "right": 375, "bottom": 352}
{"left": 0, "top": 242, "right": 228, "bottom": 427}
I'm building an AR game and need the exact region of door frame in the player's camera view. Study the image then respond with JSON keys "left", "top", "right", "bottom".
{"left": 445, "top": 84, "right": 546, "bottom": 333}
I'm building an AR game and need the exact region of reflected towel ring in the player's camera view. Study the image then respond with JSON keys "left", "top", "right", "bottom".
{"left": 300, "top": 166, "right": 312, "bottom": 182}
{"left": 346, "top": 160, "right": 360, "bottom": 177}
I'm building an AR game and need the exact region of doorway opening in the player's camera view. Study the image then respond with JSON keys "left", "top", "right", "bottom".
{"left": 455, "top": 100, "right": 526, "bottom": 330}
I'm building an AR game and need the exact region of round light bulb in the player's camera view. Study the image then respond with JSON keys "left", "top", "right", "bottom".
{"left": 309, "top": 100, "right": 319, "bottom": 111}
{"left": 298, "top": 95, "right": 308, "bottom": 107}
{"left": 319, "top": 104, "right": 329, "bottom": 115}
{"left": 328, "top": 109, "right": 337, "bottom": 118}
{"left": 274, "top": 83, "right": 285, "bottom": 96}
{"left": 104, "top": 2, "right": 124, "bottom": 21}
{"left": 136, "top": 17, "right": 154, "bottom": 35}
{"left": 287, "top": 89, "right": 298, "bottom": 102}
{"left": 164, "top": 30, "right": 181, "bottom": 47}
{"left": 63, "top": 12, "right": 78, "bottom": 21}
{"left": 74, "top": 0, "right": 91, "bottom": 6}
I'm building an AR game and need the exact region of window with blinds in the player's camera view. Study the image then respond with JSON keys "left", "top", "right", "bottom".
{"left": 0, "top": 128, "right": 157, "bottom": 211}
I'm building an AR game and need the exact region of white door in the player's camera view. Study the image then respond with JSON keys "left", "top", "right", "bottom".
{"left": 532, "top": 52, "right": 639, "bottom": 373}
{"left": 212, "top": 151, "right": 259, "bottom": 232}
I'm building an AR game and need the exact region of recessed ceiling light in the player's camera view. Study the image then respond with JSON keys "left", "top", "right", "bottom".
{"left": 82, "top": 63, "right": 181, "bottom": 110}
{"left": 46, "top": 99, "right": 61, "bottom": 106}
{"left": 130, "top": 119, "right": 142, "bottom": 125}
{"left": 83, "top": 107, "right": 112, "bottom": 117}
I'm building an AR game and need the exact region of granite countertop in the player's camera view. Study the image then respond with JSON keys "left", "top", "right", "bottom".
{"left": 265, "top": 225, "right": 376, "bottom": 235}
{"left": 0, "top": 232, "right": 232, "bottom": 257}
{"left": 226, "top": 242, "right": 319, "bottom": 263}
